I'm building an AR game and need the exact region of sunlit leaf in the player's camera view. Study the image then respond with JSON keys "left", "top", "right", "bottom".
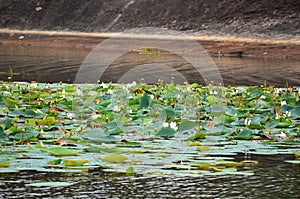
{"left": 126, "top": 166, "right": 134, "bottom": 176}
{"left": 63, "top": 159, "right": 89, "bottom": 166}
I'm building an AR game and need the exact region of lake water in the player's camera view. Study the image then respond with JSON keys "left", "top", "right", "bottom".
{"left": 1, "top": 154, "right": 300, "bottom": 198}
{"left": 0, "top": 45, "right": 299, "bottom": 86}
{"left": 0, "top": 44, "right": 300, "bottom": 198}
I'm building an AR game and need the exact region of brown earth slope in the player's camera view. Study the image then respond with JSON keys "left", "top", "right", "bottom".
{"left": 0, "top": 0, "right": 299, "bottom": 38}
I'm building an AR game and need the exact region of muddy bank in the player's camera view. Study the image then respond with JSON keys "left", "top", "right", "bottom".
{"left": 0, "top": 30, "right": 299, "bottom": 59}
{"left": 0, "top": 0, "right": 299, "bottom": 38}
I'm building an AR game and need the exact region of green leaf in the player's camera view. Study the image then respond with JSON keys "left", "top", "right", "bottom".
{"left": 236, "top": 128, "right": 252, "bottom": 140}
{"left": 126, "top": 166, "right": 134, "bottom": 176}
{"left": 139, "top": 93, "right": 151, "bottom": 109}
{"left": 206, "top": 95, "right": 221, "bottom": 106}
{"left": 117, "top": 142, "right": 142, "bottom": 148}
{"left": 188, "top": 130, "right": 206, "bottom": 140}
{"left": 0, "top": 161, "right": 10, "bottom": 167}
{"left": 291, "top": 107, "right": 300, "bottom": 117}
{"left": 25, "top": 182, "right": 74, "bottom": 187}
{"left": 63, "top": 159, "right": 89, "bottom": 166}
{"left": 0, "top": 126, "right": 7, "bottom": 142}
{"left": 156, "top": 127, "right": 176, "bottom": 137}
{"left": 48, "top": 159, "right": 63, "bottom": 165}
{"left": 84, "top": 146, "right": 123, "bottom": 153}
{"left": 83, "top": 91, "right": 98, "bottom": 108}
{"left": 101, "top": 154, "right": 128, "bottom": 163}
{"left": 178, "top": 119, "right": 196, "bottom": 132}
{"left": 43, "top": 147, "right": 80, "bottom": 156}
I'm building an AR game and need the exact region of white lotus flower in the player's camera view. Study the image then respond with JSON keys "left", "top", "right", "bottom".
{"left": 244, "top": 118, "right": 251, "bottom": 126}
{"left": 2, "top": 91, "right": 10, "bottom": 95}
{"left": 284, "top": 111, "right": 291, "bottom": 118}
{"left": 66, "top": 113, "right": 73, "bottom": 119}
{"left": 259, "top": 95, "right": 266, "bottom": 100}
{"left": 280, "top": 132, "right": 287, "bottom": 139}
{"left": 91, "top": 113, "right": 100, "bottom": 120}
{"left": 101, "top": 82, "right": 108, "bottom": 89}
{"left": 281, "top": 100, "right": 287, "bottom": 106}
{"left": 75, "top": 88, "right": 83, "bottom": 96}
{"left": 62, "top": 89, "right": 66, "bottom": 98}
{"left": 128, "top": 81, "right": 137, "bottom": 88}
{"left": 31, "top": 83, "right": 38, "bottom": 89}
{"left": 107, "top": 89, "right": 113, "bottom": 94}
{"left": 170, "top": 122, "right": 178, "bottom": 131}
{"left": 113, "top": 105, "right": 121, "bottom": 112}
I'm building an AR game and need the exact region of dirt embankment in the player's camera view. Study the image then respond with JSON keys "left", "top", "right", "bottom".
{"left": 0, "top": 0, "right": 299, "bottom": 58}
{"left": 1, "top": 0, "right": 299, "bottom": 37}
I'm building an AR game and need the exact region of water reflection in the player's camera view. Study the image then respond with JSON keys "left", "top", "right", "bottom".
{"left": 0, "top": 45, "right": 299, "bottom": 86}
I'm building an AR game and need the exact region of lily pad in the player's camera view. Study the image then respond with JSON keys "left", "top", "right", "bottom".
{"left": 63, "top": 159, "right": 89, "bottom": 166}
{"left": 43, "top": 147, "right": 80, "bottom": 156}
{"left": 25, "top": 182, "right": 74, "bottom": 187}
{"left": 101, "top": 154, "right": 128, "bottom": 163}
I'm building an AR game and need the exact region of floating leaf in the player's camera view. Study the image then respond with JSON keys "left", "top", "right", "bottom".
{"left": 197, "top": 146, "right": 213, "bottom": 151}
{"left": 25, "top": 182, "right": 74, "bottom": 187}
{"left": 285, "top": 160, "right": 300, "bottom": 164}
{"left": 192, "top": 162, "right": 214, "bottom": 170}
{"left": 43, "top": 147, "right": 80, "bottom": 156}
{"left": 241, "top": 160, "right": 259, "bottom": 165}
{"left": 188, "top": 131, "right": 206, "bottom": 140}
{"left": 101, "top": 154, "right": 128, "bottom": 163}
{"left": 292, "top": 150, "right": 300, "bottom": 159}
{"left": 48, "top": 159, "right": 62, "bottom": 165}
{"left": 236, "top": 128, "right": 252, "bottom": 140}
{"left": 126, "top": 166, "right": 134, "bottom": 176}
{"left": 156, "top": 127, "right": 176, "bottom": 137}
{"left": 117, "top": 142, "right": 142, "bottom": 148}
{"left": 0, "top": 126, "right": 7, "bottom": 142}
{"left": 0, "top": 161, "right": 10, "bottom": 167}
{"left": 216, "top": 160, "right": 243, "bottom": 167}
{"left": 63, "top": 159, "right": 89, "bottom": 166}
{"left": 178, "top": 119, "right": 196, "bottom": 132}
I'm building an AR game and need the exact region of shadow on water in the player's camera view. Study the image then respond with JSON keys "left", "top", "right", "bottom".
{"left": 0, "top": 45, "right": 299, "bottom": 86}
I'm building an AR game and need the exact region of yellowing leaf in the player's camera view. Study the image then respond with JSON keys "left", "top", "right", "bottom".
{"left": 63, "top": 159, "right": 89, "bottom": 166}
{"left": 0, "top": 162, "right": 10, "bottom": 167}
{"left": 196, "top": 146, "right": 213, "bottom": 151}
{"left": 101, "top": 154, "right": 128, "bottom": 163}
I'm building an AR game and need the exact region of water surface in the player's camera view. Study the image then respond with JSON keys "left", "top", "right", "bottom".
{"left": 0, "top": 45, "right": 299, "bottom": 86}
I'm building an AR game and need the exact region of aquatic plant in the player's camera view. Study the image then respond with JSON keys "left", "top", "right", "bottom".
{"left": 0, "top": 81, "right": 299, "bottom": 176}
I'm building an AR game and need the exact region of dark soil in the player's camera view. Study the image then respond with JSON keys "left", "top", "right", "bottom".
{"left": 0, "top": 0, "right": 299, "bottom": 38}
